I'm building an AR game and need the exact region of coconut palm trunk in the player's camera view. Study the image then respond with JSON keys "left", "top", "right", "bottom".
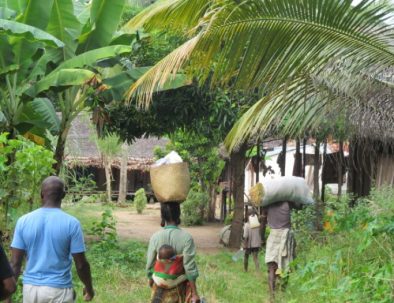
{"left": 228, "top": 144, "right": 247, "bottom": 248}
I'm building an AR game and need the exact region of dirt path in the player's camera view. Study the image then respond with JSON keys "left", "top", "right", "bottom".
{"left": 114, "top": 204, "right": 225, "bottom": 253}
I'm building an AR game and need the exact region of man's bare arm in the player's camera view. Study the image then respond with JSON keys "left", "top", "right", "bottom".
{"left": 72, "top": 253, "right": 94, "bottom": 301}
{"left": 0, "top": 276, "right": 17, "bottom": 300}
{"left": 260, "top": 209, "right": 268, "bottom": 244}
{"left": 10, "top": 248, "right": 25, "bottom": 279}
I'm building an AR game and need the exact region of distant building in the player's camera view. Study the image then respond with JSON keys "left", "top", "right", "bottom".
{"left": 65, "top": 114, "right": 168, "bottom": 198}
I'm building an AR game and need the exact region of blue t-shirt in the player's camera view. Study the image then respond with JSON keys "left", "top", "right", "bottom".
{"left": 11, "top": 208, "right": 85, "bottom": 288}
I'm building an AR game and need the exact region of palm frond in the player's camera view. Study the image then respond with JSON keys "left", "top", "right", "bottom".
{"left": 225, "top": 64, "right": 394, "bottom": 151}
{"left": 126, "top": 35, "right": 200, "bottom": 107}
{"left": 127, "top": 0, "right": 394, "bottom": 107}
{"left": 122, "top": 0, "right": 212, "bottom": 33}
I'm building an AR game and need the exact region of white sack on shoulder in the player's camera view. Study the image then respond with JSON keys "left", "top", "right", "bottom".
{"left": 261, "top": 176, "right": 314, "bottom": 207}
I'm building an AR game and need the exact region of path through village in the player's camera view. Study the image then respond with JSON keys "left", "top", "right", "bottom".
{"left": 114, "top": 204, "right": 225, "bottom": 254}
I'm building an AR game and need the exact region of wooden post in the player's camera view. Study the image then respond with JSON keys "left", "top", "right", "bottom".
{"left": 293, "top": 138, "right": 302, "bottom": 177}
{"left": 337, "top": 140, "right": 344, "bottom": 198}
{"left": 280, "top": 137, "right": 287, "bottom": 176}
{"left": 118, "top": 143, "right": 128, "bottom": 203}
{"left": 256, "top": 141, "right": 260, "bottom": 183}
{"left": 314, "top": 140, "right": 323, "bottom": 230}
{"left": 302, "top": 137, "right": 307, "bottom": 178}
{"left": 321, "top": 139, "right": 327, "bottom": 202}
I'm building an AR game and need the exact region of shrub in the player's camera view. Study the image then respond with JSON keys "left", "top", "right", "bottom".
{"left": 134, "top": 188, "right": 147, "bottom": 214}
{"left": 282, "top": 187, "right": 394, "bottom": 303}
{"left": 181, "top": 190, "right": 209, "bottom": 226}
{"left": 0, "top": 133, "right": 55, "bottom": 229}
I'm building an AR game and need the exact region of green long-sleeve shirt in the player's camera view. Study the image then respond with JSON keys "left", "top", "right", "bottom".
{"left": 146, "top": 225, "right": 199, "bottom": 281}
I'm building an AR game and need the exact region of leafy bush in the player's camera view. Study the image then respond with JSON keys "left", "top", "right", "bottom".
{"left": 282, "top": 187, "right": 394, "bottom": 303}
{"left": 134, "top": 188, "right": 147, "bottom": 214}
{"left": 181, "top": 190, "right": 209, "bottom": 226}
{"left": 0, "top": 133, "right": 55, "bottom": 229}
{"left": 89, "top": 209, "right": 118, "bottom": 250}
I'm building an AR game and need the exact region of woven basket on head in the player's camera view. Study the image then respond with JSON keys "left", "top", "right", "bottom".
{"left": 150, "top": 162, "right": 190, "bottom": 203}
{"left": 249, "top": 183, "right": 265, "bottom": 207}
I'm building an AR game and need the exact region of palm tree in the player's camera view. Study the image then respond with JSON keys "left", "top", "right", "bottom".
{"left": 123, "top": 0, "right": 394, "bottom": 247}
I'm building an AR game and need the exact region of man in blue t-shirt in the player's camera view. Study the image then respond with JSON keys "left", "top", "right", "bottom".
{"left": 9, "top": 176, "right": 94, "bottom": 303}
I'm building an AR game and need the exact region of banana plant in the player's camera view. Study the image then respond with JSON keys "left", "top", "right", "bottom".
{"left": 0, "top": 6, "right": 65, "bottom": 140}
{"left": 0, "top": 0, "right": 133, "bottom": 173}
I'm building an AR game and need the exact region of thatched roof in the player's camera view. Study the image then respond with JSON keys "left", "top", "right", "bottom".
{"left": 65, "top": 114, "right": 169, "bottom": 170}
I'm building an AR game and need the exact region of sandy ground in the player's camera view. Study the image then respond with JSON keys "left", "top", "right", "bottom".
{"left": 114, "top": 204, "right": 225, "bottom": 253}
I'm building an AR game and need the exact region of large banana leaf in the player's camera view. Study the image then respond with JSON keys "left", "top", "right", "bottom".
{"left": 12, "top": 0, "right": 55, "bottom": 67}
{"left": 18, "top": 97, "right": 60, "bottom": 133}
{"left": 15, "top": 0, "right": 54, "bottom": 29}
{"left": 0, "top": 110, "right": 5, "bottom": 127}
{"left": 25, "top": 68, "right": 96, "bottom": 96}
{"left": 53, "top": 45, "right": 131, "bottom": 72}
{"left": 0, "top": 35, "right": 14, "bottom": 69}
{"left": 0, "top": 7, "right": 16, "bottom": 19}
{"left": 46, "top": 0, "right": 83, "bottom": 60}
{"left": 77, "top": 0, "right": 126, "bottom": 53}
{"left": 0, "top": 19, "right": 64, "bottom": 48}
{"left": 0, "top": 0, "right": 26, "bottom": 15}
{"left": 26, "top": 48, "right": 63, "bottom": 82}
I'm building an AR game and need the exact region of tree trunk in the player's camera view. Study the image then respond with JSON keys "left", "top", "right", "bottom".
{"left": 229, "top": 144, "right": 247, "bottom": 248}
{"left": 313, "top": 140, "right": 323, "bottom": 231}
{"left": 53, "top": 115, "right": 72, "bottom": 174}
{"left": 293, "top": 138, "right": 302, "bottom": 177}
{"left": 207, "top": 185, "right": 216, "bottom": 222}
{"left": 347, "top": 139, "right": 373, "bottom": 200}
{"left": 321, "top": 140, "right": 327, "bottom": 202}
{"left": 337, "top": 140, "right": 344, "bottom": 198}
{"left": 118, "top": 143, "right": 128, "bottom": 203}
{"left": 104, "top": 159, "right": 112, "bottom": 203}
{"left": 279, "top": 138, "right": 287, "bottom": 176}
{"left": 53, "top": 130, "right": 68, "bottom": 174}
{"left": 302, "top": 137, "right": 307, "bottom": 178}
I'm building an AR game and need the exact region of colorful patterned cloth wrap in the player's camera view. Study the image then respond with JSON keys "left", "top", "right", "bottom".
{"left": 151, "top": 282, "right": 192, "bottom": 303}
{"left": 152, "top": 255, "right": 187, "bottom": 289}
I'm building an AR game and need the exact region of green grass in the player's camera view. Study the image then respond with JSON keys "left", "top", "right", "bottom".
{"left": 70, "top": 241, "right": 271, "bottom": 303}
{"left": 8, "top": 187, "right": 394, "bottom": 303}
{"left": 64, "top": 203, "right": 273, "bottom": 302}
{"left": 67, "top": 188, "right": 393, "bottom": 303}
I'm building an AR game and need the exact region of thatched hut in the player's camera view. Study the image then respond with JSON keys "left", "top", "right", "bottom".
{"left": 65, "top": 115, "right": 168, "bottom": 197}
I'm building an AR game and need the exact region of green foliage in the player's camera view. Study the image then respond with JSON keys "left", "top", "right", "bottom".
{"left": 89, "top": 209, "right": 118, "bottom": 250}
{"left": 61, "top": 166, "right": 97, "bottom": 203}
{"left": 154, "top": 131, "right": 225, "bottom": 191}
{"left": 97, "top": 133, "right": 122, "bottom": 157}
{"left": 283, "top": 187, "right": 394, "bottom": 303}
{"left": 223, "top": 212, "right": 233, "bottom": 226}
{"left": 181, "top": 190, "right": 209, "bottom": 226}
{"left": 134, "top": 188, "right": 147, "bottom": 214}
{"left": 0, "top": 133, "right": 55, "bottom": 229}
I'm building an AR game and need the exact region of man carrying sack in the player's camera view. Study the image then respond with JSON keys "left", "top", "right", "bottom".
{"left": 261, "top": 201, "right": 300, "bottom": 299}
{"left": 249, "top": 178, "right": 311, "bottom": 300}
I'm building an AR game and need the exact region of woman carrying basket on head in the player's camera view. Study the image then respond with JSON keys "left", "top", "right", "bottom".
{"left": 147, "top": 202, "right": 200, "bottom": 303}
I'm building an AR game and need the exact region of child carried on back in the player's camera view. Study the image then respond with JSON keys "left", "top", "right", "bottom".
{"left": 152, "top": 244, "right": 187, "bottom": 289}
